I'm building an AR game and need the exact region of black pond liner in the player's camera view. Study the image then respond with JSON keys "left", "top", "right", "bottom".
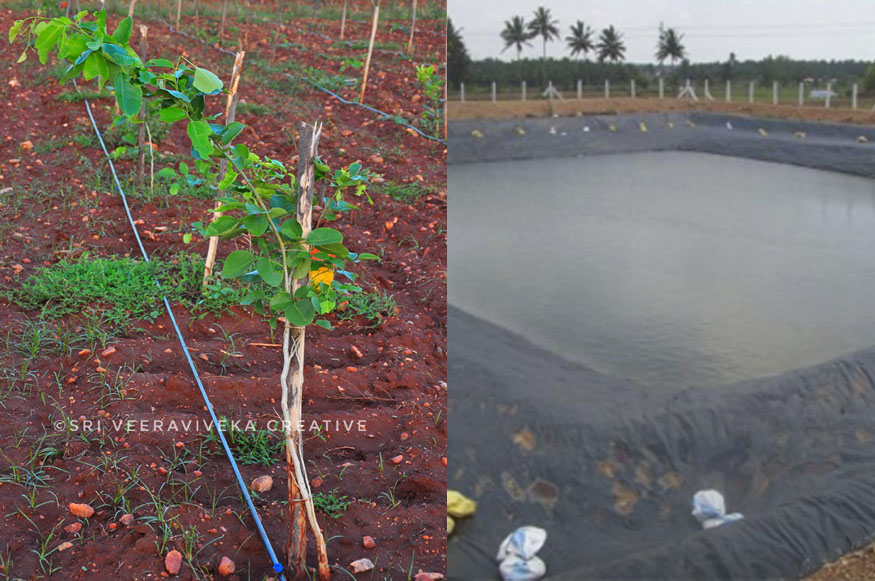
{"left": 448, "top": 112, "right": 875, "bottom": 579}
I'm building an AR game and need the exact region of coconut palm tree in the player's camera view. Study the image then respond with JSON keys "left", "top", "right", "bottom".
{"left": 448, "top": 18, "right": 471, "bottom": 86}
{"left": 566, "top": 20, "right": 595, "bottom": 60}
{"left": 528, "top": 6, "right": 560, "bottom": 59}
{"left": 528, "top": 6, "right": 560, "bottom": 84}
{"left": 500, "top": 15, "right": 533, "bottom": 61}
{"left": 597, "top": 25, "right": 626, "bottom": 63}
{"left": 656, "top": 27, "right": 686, "bottom": 67}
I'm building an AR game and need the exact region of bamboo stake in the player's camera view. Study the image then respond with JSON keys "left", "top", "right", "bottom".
{"left": 137, "top": 25, "right": 148, "bottom": 181}
{"left": 406, "top": 0, "right": 417, "bottom": 54}
{"left": 175, "top": 0, "right": 182, "bottom": 28}
{"left": 339, "top": 0, "right": 348, "bottom": 40}
{"left": 359, "top": 0, "right": 380, "bottom": 103}
{"left": 128, "top": 0, "right": 138, "bottom": 16}
{"left": 219, "top": 0, "right": 227, "bottom": 39}
{"left": 203, "top": 51, "right": 245, "bottom": 285}
{"left": 282, "top": 121, "right": 330, "bottom": 581}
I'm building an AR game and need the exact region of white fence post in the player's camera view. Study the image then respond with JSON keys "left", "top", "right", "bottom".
{"left": 605, "top": 79, "right": 610, "bottom": 99}
{"left": 659, "top": 77, "right": 664, "bottom": 99}
{"left": 460, "top": 82, "right": 465, "bottom": 102}
{"left": 577, "top": 79, "right": 582, "bottom": 100}
{"left": 630, "top": 79, "right": 636, "bottom": 98}
{"left": 725, "top": 79, "right": 731, "bottom": 102}
{"left": 522, "top": 80, "right": 526, "bottom": 101}
{"left": 491, "top": 81, "right": 496, "bottom": 103}
{"left": 798, "top": 82, "right": 804, "bottom": 106}
{"left": 748, "top": 81, "right": 755, "bottom": 103}
{"left": 772, "top": 81, "right": 778, "bottom": 105}
{"left": 826, "top": 82, "right": 832, "bottom": 108}
{"left": 853, "top": 83, "right": 858, "bottom": 109}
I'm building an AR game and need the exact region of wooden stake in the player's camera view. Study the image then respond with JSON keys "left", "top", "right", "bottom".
{"left": 339, "top": 0, "right": 348, "bottom": 40}
{"left": 137, "top": 25, "right": 148, "bottom": 181}
{"left": 359, "top": 0, "right": 380, "bottom": 103}
{"left": 443, "top": 68, "right": 447, "bottom": 139}
{"left": 203, "top": 51, "right": 246, "bottom": 285}
{"left": 406, "top": 0, "right": 417, "bottom": 54}
{"left": 282, "top": 122, "right": 329, "bottom": 581}
{"left": 219, "top": 0, "right": 228, "bottom": 39}
{"left": 128, "top": 0, "right": 138, "bottom": 17}
{"left": 175, "top": 0, "right": 182, "bottom": 28}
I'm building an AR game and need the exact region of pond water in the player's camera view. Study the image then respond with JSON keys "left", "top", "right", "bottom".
{"left": 449, "top": 151, "right": 875, "bottom": 388}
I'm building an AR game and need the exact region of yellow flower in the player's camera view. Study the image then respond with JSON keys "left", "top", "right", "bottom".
{"left": 310, "top": 267, "right": 334, "bottom": 288}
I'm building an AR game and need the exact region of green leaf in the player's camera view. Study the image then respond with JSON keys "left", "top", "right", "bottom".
{"left": 315, "top": 242, "right": 349, "bottom": 259}
{"left": 204, "top": 215, "right": 238, "bottom": 236}
{"left": 221, "top": 250, "right": 254, "bottom": 279}
{"left": 256, "top": 257, "right": 283, "bottom": 287}
{"left": 35, "top": 22, "right": 63, "bottom": 64}
{"left": 218, "top": 168, "right": 238, "bottom": 190}
{"left": 315, "top": 319, "right": 333, "bottom": 330}
{"left": 220, "top": 122, "right": 245, "bottom": 144}
{"left": 114, "top": 72, "right": 142, "bottom": 116}
{"left": 169, "top": 183, "right": 180, "bottom": 195}
{"left": 159, "top": 106, "right": 187, "bottom": 123}
{"left": 285, "top": 299, "right": 315, "bottom": 326}
{"left": 281, "top": 220, "right": 303, "bottom": 240}
{"left": 101, "top": 43, "right": 138, "bottom": 67}
{"left": 60, "top": 34, "right": 89, "bottom": 60}
{"left": 186, "top": 120, "right": 214, "bottom": 159}
{"left": 182, "top": 232, "right": 192, "bottom": 244}
{"left": 179, "top": 161, "right": 189, "bottom": 175}
{"left": 242, "top": 214, "right": 268, "bottom": 236}
{"left": 193, "top": 67, "right": 223, "bottom": 93}
{"left": 9, "top": 20, "right": 24, "bottom": 44}
{"left": 16, "top": 49, "right": 27, "bottom": 63}
{"left": 112, "top": 17, "right": 133, "bottom": 45}
{"left": 147, "top": 58, "right": 174, "bottom": 67}
{"left": 82, "top": 52, "right": 108, "bottom": 82}
{"left": 269, "top": 292, "right": 293, "bottom": 311}
{"left": 306, "top": 228, "right": 343, "bottom": 246}
{"left": 291, "top": 256, "right": 311, "bottom": 280}
{"left": 358, "top": 253, "right": 380, "bottom": 260}
{"left": 157, "top": 167, "right": 175, "bottom": 178}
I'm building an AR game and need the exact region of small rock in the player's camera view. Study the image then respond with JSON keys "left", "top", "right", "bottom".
{"left": 311, "top": 477, "right": 323, "bottom": 489}
{"left": 100, "top": 345, "right": 117, "bottom": 357}
{"left": 20, "top": 140, "right": 33, "bottom": 154}
{"left": 57, "top": 541, "right": 73, "bottom": 552}
{"left": 69, "top": 503, "right": 95, "bottom": 518}
{"left": 414, "top": 572, "right": 444, "bottom": 581}
{"left": 349, "top": 558, "right": 374, "bottom": 574}
{"left": 350, "top": 345, "right": 363, "bottom": 359}
{"left": 217, "top": 556, "right": 235, "bottom": 577}
{"left": 362, "top": 536, "right": 376, "bottom": 549}
{"left": 400, "top": 432, "right": 409, "bottom": 441}
{"left": 384, "top": 221, "right": 394, "bottom": 231}
{"left": 120, "top": 514, "right": 135, "bottom": 526}
{"left": 64, "top": 522, "right": 82, "bottom": 534}
{"left": 251, "top": 475, "right": 273, "bottom": 493}
{"left": 165, "top": 550, "right": 183, "bottom": 575}
{"left": 391, "top": 455, "right": 403, "bottom": 464}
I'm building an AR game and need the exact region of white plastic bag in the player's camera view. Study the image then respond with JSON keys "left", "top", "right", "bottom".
{"left": 497, "top": 526, "right": 547, "bottom": 580}
{"left": 692, "top": 489, "right": 744, "bottom": 529}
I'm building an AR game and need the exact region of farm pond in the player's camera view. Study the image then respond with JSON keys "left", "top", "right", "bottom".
{"left": 450, "top": 151, "right": 875, "bottom": 388}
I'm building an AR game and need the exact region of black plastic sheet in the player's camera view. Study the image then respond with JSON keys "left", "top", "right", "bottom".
{"left": 448, "top": 113, "right": 875, "bottom": 579}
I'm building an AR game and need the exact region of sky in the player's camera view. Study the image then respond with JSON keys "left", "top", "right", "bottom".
{"left": 449, "top": 0, "right": 875, "bottom": 63}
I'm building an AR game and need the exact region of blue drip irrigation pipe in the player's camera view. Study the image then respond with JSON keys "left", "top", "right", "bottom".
{"left": 72, "top": 79, "right": 286, "bottom": 580}
{"left": 159, "top": 19, "right": 447, "bottom": 147}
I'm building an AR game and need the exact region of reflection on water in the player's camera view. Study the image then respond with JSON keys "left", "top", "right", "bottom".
{"left": 449, "top": 151, "right": 875, "bottom": 388}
